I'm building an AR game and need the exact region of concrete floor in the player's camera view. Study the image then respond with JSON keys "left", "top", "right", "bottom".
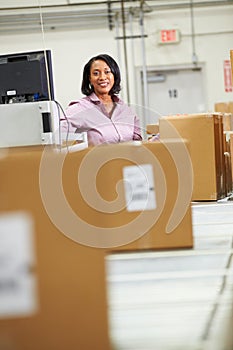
{"left": 106, "top": 200, "right": 233, "bottom": 350}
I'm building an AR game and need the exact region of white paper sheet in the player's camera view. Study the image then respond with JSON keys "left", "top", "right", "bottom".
{"left": 0, "top": 212, "right": 37, "bottom": 318}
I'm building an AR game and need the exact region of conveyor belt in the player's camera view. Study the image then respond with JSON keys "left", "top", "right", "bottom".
{"left": 106, "top": 200, "right": 233, "bottom": 350}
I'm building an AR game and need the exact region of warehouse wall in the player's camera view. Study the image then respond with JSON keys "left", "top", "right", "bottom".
{"left": 1, "top": 4, "right": 233, "bottom": 126}
{"left": 0, "top": 28, "right": 116, "bottom": 109}
{"left": 141, "top": 5, "right": 233, "bottom": 110}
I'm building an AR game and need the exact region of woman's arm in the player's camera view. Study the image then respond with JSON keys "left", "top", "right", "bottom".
{"left": 133, "top": 116, "right": 143, "bottom": 141}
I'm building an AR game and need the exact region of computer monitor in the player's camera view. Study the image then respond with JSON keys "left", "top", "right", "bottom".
{"left": 0, "top": 50, "right": 54, "bottom": 104}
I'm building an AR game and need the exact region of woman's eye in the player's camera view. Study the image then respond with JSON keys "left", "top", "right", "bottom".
{"left": 92, "top": 70, "right": 112, "bottom": 76}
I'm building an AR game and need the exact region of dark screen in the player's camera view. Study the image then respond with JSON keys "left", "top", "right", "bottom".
{"left": 0, "top": 50, "right": 54, "bottom": 104}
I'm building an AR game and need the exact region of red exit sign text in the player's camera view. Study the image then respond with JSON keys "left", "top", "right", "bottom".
{"left": 159, "top": 29, "right": 180, "bottom": 44}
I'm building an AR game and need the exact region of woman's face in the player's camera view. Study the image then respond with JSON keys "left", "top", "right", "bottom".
{"left": 89, "top": 59, "right": 114, "bottom": 97}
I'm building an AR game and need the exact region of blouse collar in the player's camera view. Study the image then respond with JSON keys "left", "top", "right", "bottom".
{"left": 88, "top": 92, "right": 122, "bottom": 104}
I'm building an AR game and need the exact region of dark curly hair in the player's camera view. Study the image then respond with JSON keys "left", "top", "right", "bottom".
{"left": 81, "top": 54, "right": 121, "bottom": 96}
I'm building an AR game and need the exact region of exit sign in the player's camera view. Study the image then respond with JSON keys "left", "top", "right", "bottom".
{"left": 159, "top": 29, "right": 180, "bottom": 44}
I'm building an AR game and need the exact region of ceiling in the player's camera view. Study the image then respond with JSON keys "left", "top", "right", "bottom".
{"left": 0, "top": 0, "right": 232, "bottom": 33}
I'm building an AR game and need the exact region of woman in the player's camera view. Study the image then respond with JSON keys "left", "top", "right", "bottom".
{"left": 60, "top": 54, "right": 142, "bottom": 146}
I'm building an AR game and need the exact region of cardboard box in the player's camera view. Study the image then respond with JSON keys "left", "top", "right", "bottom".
{"left": 230, "top": 50, "right": 233, "bottom": 82}
{"left": 222, "top": 113, "right": 233, "bottom": 131}
{"left": 214, "top": 103, "right": 233, "bottom": 131}
{"left": 228, "top": 102, "right": 233, "bottom": 115}
{"left": 214, "top": 102, "right": 233, "bottom": 117}
{"left": 0, "top": 148, "right": 111, "bottom": 350}
{"left": 229, "top": 132, "right": 233, "bottom": 185}
{"left": 146, "top": 123, "right": 159, "bottom": 135}
{"left": 214, "top": 102, "right": 233, "bottom": 131}
{"left": 214, "top": 102, "right": 228, "bottom": 113}
{"left": 159, "top": 113, "right": 225, "bottom": 201}
{"left": 223, "top": 132, "right": 233, "bottom": 195}
{"left": 0, "top": 142, "right": 193, "bottom": 349}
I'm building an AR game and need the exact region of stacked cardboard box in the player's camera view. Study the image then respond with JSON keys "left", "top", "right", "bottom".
{"left": 214, "top": 102, "right": 229, "bottom": 114}
{"left": 223, "top": 135, "right": 232, "bottom": 196}
{"left": 0, "top": 142, "right": 193, "bottom": 349}
{"left": 146, "top": 123, "right": 159, "bottom": 136}
{"left": 225, "top": 131, "right": 233, "bottom": 190}
{"left": 159, "top": 113, "right": 226, "bottom": 201}
{"left": 215, "top": 102, "right": 233, "bottom": 131}
{"left": 146, "top": 123, "right": 159, "bottom": 141}
{"left": 231, "top": 50, "right": 233, "bottom": 81}
{"left": 214, "top": 101, "right": 233, "bottom": 194}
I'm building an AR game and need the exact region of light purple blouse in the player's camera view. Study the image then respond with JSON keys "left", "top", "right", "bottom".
{"left": 60, "top": 93, "right": 142, "bottom": 146}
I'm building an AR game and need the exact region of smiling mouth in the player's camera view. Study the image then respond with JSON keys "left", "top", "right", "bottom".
{"left": 99, "top": 82, "right": 108, "bottom": 87}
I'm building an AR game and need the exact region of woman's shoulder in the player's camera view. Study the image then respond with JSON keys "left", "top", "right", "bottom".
{"left": 66, "top": 96, "right": 94, "bottom": 113}
{"left": 68, "top": 95, "right": 90, "bottom": 106}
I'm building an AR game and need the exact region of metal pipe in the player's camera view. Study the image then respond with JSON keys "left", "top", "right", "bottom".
{"left": 139, "top": 1, "right": 149, "bottom": 132}
{"left": 120, "top": 0, "right": 130, "bottom": 104}
{"left": 190, "top": 0, "right": 198, "bottom": 65}
{"left": 115, "top": 13, "right": 123, "bottom": 79}
{"left": 129, "top": 10, "right": 137, "bottom": 104}
{"left": 107, "top": 0, "right": 113, "bottom": 30}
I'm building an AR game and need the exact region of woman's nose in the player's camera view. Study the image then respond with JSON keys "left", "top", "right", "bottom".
{"left": 99, "top": 71, "right": 107, "bottom": 79}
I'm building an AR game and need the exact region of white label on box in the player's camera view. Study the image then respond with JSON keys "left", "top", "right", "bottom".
{"left": 123, "top": 164, "right": 156, "bottom": 211}
{"left": 0, "top": 212, "right": 37, "bottom": 318}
